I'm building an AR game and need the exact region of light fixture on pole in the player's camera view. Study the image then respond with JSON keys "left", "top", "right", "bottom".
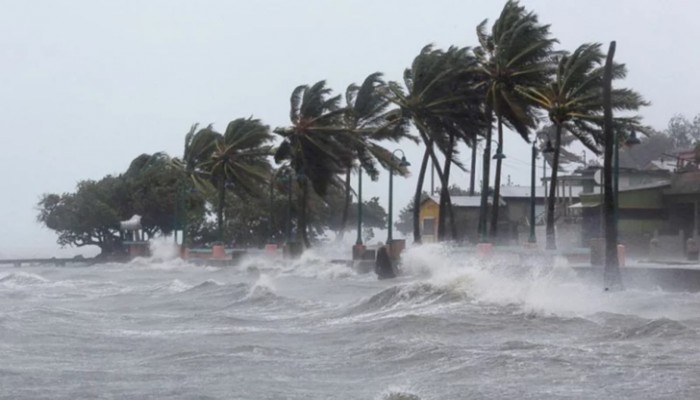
{"left": 543, "top": 139, "right": 555, "bottom": 154}
{"left": 492, "top": 141, "right": 506, "bottom": 160}
{"left": 388, "top": 149, "right": 410, "bottom": 244}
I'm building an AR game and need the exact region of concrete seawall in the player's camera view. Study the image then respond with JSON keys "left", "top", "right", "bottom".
{"left": 572, "top": 265, "right": 700, "bottom": 292}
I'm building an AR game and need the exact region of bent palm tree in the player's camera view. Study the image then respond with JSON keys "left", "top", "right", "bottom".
{"left": 338, "top": 72, "right": 413, "bottom": 239}
{"left": 474, "top": 0, "right": 557, "bottom": 240}
{"left": 523, "top": 43, "right": 648, "bottom": 249}
{"left": 200, "top": 117, "right": 274, "bottom": 243}
{"left": 274, "top": 81, "right": 352, "bottom": 248}
{"left": 170, "top": 124, "right": 220, "bottom": 251}
{"left": 386, "top": 45, "right": 485, "bottom": 243}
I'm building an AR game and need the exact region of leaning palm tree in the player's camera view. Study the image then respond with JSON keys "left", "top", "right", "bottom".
{"left": 337, "top": 72, "right": 413, "bottom": 239}
{"left": 386, "top": 45, "right": 486, "bottom": 243}
{"left": 274, "top": 80, "right": 353, "bottom": 248}
{"left": 474, "top": 0, "right": 557, "bottom": 241}
{"left": 170, "top": 124, "right": 221, "bottom": 251}
{"left": 180, "top": 124, "right": 220, "bottom": 189}
{"left": 199, "top": 117, "right": 274, "bottom": 244}
{"left": 523, "top": 43, "right": 648, "bottom": 249}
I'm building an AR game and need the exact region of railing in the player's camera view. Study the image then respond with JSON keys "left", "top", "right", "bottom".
{"left": 0, "top": 256, "right": 89, "bottom": 267}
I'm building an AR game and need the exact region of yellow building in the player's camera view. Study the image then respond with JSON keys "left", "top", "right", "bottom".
{"left": 419, "top": 195, "right": 505, "bottom": 243}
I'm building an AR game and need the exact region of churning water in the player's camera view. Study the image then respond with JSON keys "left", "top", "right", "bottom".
{"left": 2, "top": 243, "right": 700, "bottom": 399}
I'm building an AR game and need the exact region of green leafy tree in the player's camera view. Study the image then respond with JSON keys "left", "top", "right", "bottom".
{"left": 37, "top": 176, "right": 127, "bottom": 256}
{"left": 665, "top": 114, "right": 700, "bottom": 150}
{"left": 123, "top": 152, "right": 195, "bottom": 238}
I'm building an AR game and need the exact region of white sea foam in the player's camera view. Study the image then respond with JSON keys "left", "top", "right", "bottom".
{"left": 397, "top": 243, "right": 700, "bottom": 320}
{"left": 0, "top": 271, "right": 50, "bottom": 287}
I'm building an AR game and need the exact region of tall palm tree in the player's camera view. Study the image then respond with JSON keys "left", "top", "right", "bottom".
{"left": 523, "top": 43, "right": 648, "bottom": 249}
{"left": 274, "top": 80, "right": 352, "bottom": 248}
{"left": 474, "top": 0, "right": 557, "bottom": 240}
{"left": 171, "top": 124, "right": 220, "bottom": 251}
{"left": 338, "top": 72, "right": 412, "bottom": 238}
{"left": 386, "top": 45, "right": 485, "bottom": 243}
{"left": 200, "top": 117, "right": 274, "bottom": 244}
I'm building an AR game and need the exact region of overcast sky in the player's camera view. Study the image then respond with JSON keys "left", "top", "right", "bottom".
{"left": 1, "top": 0, "right": 698, "bottom": 257}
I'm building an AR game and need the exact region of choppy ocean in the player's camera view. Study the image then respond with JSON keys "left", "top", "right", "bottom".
{"left": 2, "top": 244, "right": 700, "bottom": 399}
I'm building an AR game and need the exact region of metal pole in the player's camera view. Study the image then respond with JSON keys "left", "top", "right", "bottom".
{"left": 388, "top": 166, "right": 394, "bottom": 243}
{"left": 174, "top": 185, "right": 179, "bottom": 244}
{"left": 286, "top": 176, "right": 292, "bottom": 243}
{"left": 268, "top": 177, "right": 274, "bottom": 243}
{"left": 469, "top": 139, "right": 477, "bottom": 196}
{"left": 529, "top": 143, "right": 537, "bottom": 243}
{"left": 614, "top": 133, "right": 619, "bottom": 238}
{"left": 430, "top": 159, "right": 435, "bottom": 195}
{"left": 356, "top": 170, "right": 363, "bottom": 245}
{"left": 479, "top": 143, "right": 491, "bottom": 241}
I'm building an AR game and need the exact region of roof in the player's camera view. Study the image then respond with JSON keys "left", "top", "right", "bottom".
{"left": 619, "top": 181, "right": 671, "bottom": 192}
{"left": 423, "top": 195, "right": 506, "bottom": 208}
{"left": 499, "top": 186, "right": 546, "bottom": 199}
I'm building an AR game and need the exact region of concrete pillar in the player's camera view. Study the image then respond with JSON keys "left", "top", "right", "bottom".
{"left": 212, "top": 244, "right": 226, "bottom": 259}
{"left": 617, "top": 244, "right": 626, "bottom": 267}
{"left": 388, "top": 239, "right": 406, "bottom": 260}
{"left": 265, "top": 244, "right": 278, "bottom": 254}
{"left": 352, "top": 244, "right": 366, "bottom": 260}
{"left": 687, "top": 238, "right": 698, "bottom": 261}
{"left": 476, "top": 242, "right": 492, "bottom": 257}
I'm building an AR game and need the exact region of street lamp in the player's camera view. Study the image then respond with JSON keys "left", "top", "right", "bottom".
{"left": 492, "top": 142, "right": 506, "bottom": 160}
{"left": 529, "top": 142, "right": 538, "bottom": 243}
{"left": 285, "top": 172, "right": 293, "bottom": 243}
{"left": 356, "top": 167, "right": 363, "bottom": 245}
{"left": 387, "top": 149, "right": 410, "bottom": 243}
{"left": 268, "top": 173, "right": 276, "bottom": 244}
{"left": 531, "top": 140, "right": 555, "bottom": 244}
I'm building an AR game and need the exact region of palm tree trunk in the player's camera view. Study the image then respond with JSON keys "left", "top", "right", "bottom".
{"left": 490, "top": 114, "right": 504, "bottom": 240}
{"left": 413, "top": 147, "right": 431, "bottom": 244}
{"left": 469, "top": 137, "right": 477, "bottom": 196}
{"left": 546, "top": 124, "right": 563, "bottom": 250}
{"left": 338, "top": 169, "right": 352, "bottom": 239}
{"left": 299, "top": 179, "right": 311, "bottom": 248}
{"left": 603, "top": 41, "right": 622, "bottom": 290}
{"left": 217, "top": 176, "right": 225, "bottom": 244}
{"left": 438, "top": 135, "right": 455, "bottom": 241}
{"left": 478, "top": 108, "right": 493, "bottom": 241}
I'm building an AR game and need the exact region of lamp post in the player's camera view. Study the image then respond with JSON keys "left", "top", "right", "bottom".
{"left": 286, "top": 172, "right": 292, "bottom": 243}
{"left": 538, "top": 140, "right": 555, "bottom": 243}
{"left": 388, "top": 149, "right": 410, "bottom": 243}
{"left": 492, "top": 141, "right": 506, "bottom": 161}
{"left": 268, "top": 174, "right": 275, "bottom": 244}
{"left": 356, "top": 168, "right": 363, "bottom": 245}
{"left": 529, "top": 143, "right": 538, "bottom": 243}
